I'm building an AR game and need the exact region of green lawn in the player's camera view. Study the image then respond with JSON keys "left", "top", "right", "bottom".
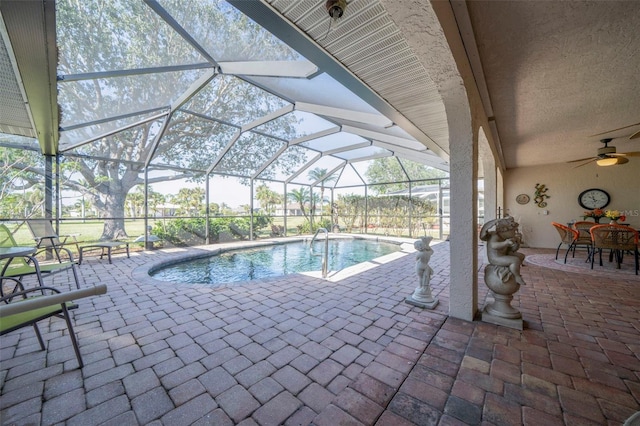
{"left": 6, "top": 220, "right": 148, "bottom": 248}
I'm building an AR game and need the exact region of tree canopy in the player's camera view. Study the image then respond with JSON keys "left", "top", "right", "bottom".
{"left": 365, "top": 157, "right": 447, "bottom": 195}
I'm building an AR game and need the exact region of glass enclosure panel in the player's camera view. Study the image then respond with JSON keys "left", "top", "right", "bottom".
{"left": 157, "top": 0, "right": 301, "bottom": 62}
{"left": 252, "top": 180, "right": 286, "bottom": 237}
{"left": 255, "top": 145, "right": 311, "bottom": 182}
{"left": 333, "top": 164, "right": 365, "bottom": 188}
{"left": 213, "top": 133, "right": 287, "bottom": 177}
{"left": 333, "top": 146, "right": 391, "bottom": 161}
{"left": 59, "top": 110, "right": 167, "bottom": 150}
{"left": 300, "top": 131, "right": 368, "bottom": 152}
{"left": 181, "top": 75, "right": 290, "bottom": 126}
{"left": 252, "top": 111, "right": 335, "bottom": 141}
{"left": 209, "top": 175, "right": 250, "bottom": 213}
{"left": 59, "top": 69, "right": 209, "bottom": 128}
{"left": 0, "top": 133, "right": 38, "bottom": 149}
{"left": 150, "top": 110, "right": 237, "bottom": 171}
{"left": 398, "top": 158, "right": 448, "bottom": 181}
{"left": 65, "top": 119, "right": 165, "bottom": 166}
{"left": 253, "top": 180, "right": 284, "bottom": 215}
{"left": 289, "top": 156, "right": 346, "bottom": 186}
{"left": 351, "top": 157, "right": 405, "bottom": 188}
{"left": 0, "top": 144, "right": 45, "bottom": 219}
{"left": 368, "top": 182, "right": 412, "bottom": 237}
{"left": 57, "top": 0, "right": 204, "bottom": 75}
{"left": 333, "top": 186, "right": 366, "bottom": 233}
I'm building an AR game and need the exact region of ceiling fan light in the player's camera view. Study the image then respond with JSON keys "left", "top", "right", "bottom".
{"left": 596, "top": 157, "right": 626, "bottom": 166}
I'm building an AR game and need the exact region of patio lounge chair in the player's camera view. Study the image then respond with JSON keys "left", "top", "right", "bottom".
{"left": 271, "top": 225, "right": 285, "bottom": 237}
{"left": 26, "top": 220, "right": 81, "bottom": 261}
{"left": 78, "top": 241, "right": 130, "bottom": 264}
{"left": 229, "top": 223, "right": 254, "bottom": 240}
{"left": 0, "top": 284, "right": 107, "bottom": 368}
{"left": 0, "top": 224, "right": 82, "bottom": 292}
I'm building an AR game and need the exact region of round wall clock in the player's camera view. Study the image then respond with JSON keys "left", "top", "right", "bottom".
{"left": 516, "top": 194, "right": 530, "bottom": 205}
{"left": 578, "top": 188, "right": 610, "bottom": 209}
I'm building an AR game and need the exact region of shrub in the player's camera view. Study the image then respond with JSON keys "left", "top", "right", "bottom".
{"left": 153, "top": 214, "right": 272, "bottom": 246}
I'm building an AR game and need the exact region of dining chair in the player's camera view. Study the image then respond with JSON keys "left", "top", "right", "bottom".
{"left": 572, "top": 221, "right": 596, "bottom": 261}
{"left": 589, "top": 224, "right": 639, "bottom": 274}
{"left": 551, "top": 222, "right": 578, "bottom": 263}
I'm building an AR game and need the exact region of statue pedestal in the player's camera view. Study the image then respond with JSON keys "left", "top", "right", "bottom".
{"left": 481, "top": 265, "right": 523, "bottom": 330}
{"left": 406, "top": 286, "right": 438, "bottom": 309}
{"left": 405, "top": 294, "right": 439, "bottom": 309}
{"left": 481, "top": 293, "right": 523, "bottom": 330}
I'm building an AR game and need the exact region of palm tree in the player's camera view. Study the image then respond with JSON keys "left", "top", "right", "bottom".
{"left": 255, "top": 184, "right": 282, "bottom": 214}
{"left": 287, "top": 187, "right": 310, "bottom": 221}
{"left": 307, "top": 167, "right": 336, "bottom": 217}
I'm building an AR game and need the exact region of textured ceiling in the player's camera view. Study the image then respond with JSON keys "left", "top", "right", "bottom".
{"left": 465, "top": 0, "right": 640, "bottom": 168}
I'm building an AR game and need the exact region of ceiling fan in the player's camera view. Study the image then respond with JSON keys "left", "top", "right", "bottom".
{"left": 568, "top": 138, "right": 640, "bottom": 168}
{"left": 589, "top": 121, "right": 640, "bottom": 139}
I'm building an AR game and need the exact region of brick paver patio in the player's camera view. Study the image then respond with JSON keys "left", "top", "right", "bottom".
{"left": 1, "top": 238, "right": 639, "bottom": 425}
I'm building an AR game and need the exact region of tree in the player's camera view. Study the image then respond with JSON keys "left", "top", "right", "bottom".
{"left": 48, "top": 1, "right": 307, "bottom": 238}
{"left": 365, "top": 158, "right": 448, "bottom": 195}
{"left": 126, "top": 186, "right": 145, "bottom": 217}
{"left": 0, "top": 142, "right": 78, "bottom": 219}
{"left": 307, "top": 167, "right": 336, "bottom": 216}
{"left": 171, "top": 188, "right": 205, "bottom": 216}
{"left": 287, "top": 187, "right": 310, "bottom": 221}
{"left": 255, "top": 184, "right": 282, "bottom": 214}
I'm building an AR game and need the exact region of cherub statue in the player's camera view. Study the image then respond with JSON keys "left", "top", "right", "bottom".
{"left": 414, "top": 236, "right": 434, "bottom": 291}
{"left": 479, "top": 217, "right": 526, "bottom": 286}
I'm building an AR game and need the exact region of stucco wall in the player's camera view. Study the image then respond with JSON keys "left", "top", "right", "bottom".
{"left": 505, "top": 163, "right": 640, "bottom": 248}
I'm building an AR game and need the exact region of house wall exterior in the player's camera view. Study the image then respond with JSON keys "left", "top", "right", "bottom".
{"left": 505, "top": 162, "right": 640, "bottom": 248}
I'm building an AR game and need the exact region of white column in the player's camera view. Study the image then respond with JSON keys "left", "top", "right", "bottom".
{"left": 449, "top": 125, "right": 478, "bottom": 321}
{"left": 483, "top": 161, "right": 497, "bottom": 223}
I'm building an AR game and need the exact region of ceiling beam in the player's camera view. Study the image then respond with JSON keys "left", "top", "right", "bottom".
{"left": 295, "top": 102, "right": 393, "bottom": 128}
{"left": 219, "top": 60, "right": 318, "bottom": 78}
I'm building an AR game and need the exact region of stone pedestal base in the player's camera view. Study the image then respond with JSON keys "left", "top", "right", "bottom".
{"left": 481, "top": 306, "right": 524, "bottom": 330}
{"left": 484, "top": 293, "right": 521, "bottom": 319}
{"left": 405, "top": 296, "right": 439, "bottom": 309}
{"left": 482, "top": 293, "right": 523, "bottom": 330}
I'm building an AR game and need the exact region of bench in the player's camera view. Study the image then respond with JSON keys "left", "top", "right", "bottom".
{"left": 78, "top": 242, "right": 130, "bottom": 265}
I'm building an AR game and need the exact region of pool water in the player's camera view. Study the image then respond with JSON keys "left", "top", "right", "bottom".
{"left": 151, "top": 239, "right": 401, "bottom": 286}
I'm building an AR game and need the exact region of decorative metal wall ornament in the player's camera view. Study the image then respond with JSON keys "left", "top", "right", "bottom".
{"left": 534, "top": 183, "right": 550, "bottom": 208}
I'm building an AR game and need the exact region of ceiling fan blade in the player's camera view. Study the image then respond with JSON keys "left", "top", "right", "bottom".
{"left": 630, "top": 129, "right": 640, "bottom": 139}
{"left": 567, "top": 156, "right": 596, "bottom": 163}
{"left": 612, "top": 151, "right": 640, "bottom": 157}
{"left": 589, "top": 121, "right": 640, "bottom": 137}
{"left": 572, "top": 158, "right": 597, "bottom": 168}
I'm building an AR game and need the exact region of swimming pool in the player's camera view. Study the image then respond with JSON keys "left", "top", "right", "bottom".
{"left": 150, "top": 238, "right": 401, "bottom": 286}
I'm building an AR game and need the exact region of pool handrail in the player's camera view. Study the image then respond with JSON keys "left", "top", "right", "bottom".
{"left": 310, "top": 228, "right": 329, "bottom": 278}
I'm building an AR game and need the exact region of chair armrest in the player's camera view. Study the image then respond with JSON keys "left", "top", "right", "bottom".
{"left": 0, "top": 284, "right": 107, "bottom": 317}
{"left": 34, "top": 245, "right": 77, "bottom": 263}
